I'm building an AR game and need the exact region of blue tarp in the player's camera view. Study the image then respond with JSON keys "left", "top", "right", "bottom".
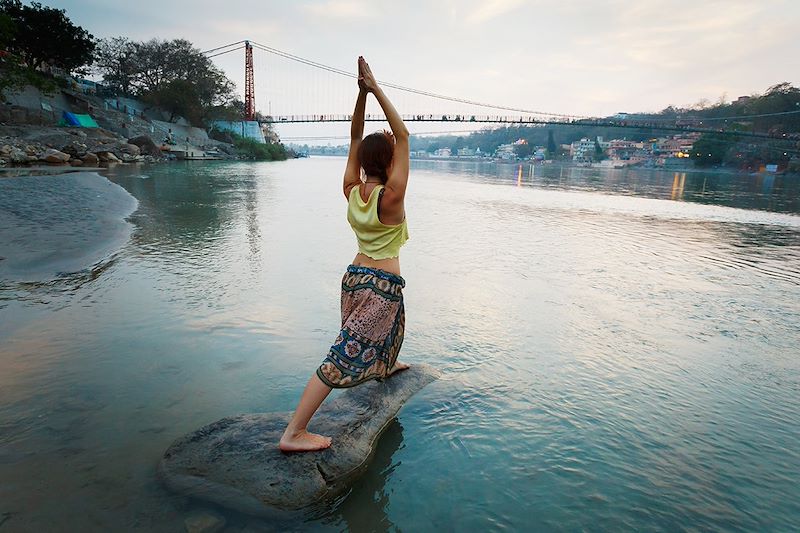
{"left": 62, "top": 111, "right": 99, "bottom": 128}
{"left": 62, "top": 111, "right": 80, "bottom": 126}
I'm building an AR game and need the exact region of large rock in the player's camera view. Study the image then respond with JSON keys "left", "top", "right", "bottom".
{"left": 96, "top": 151, "right": 120, "bottom": 163}
{"left": 127, "top": 135, "right": 162, "bottom": 157}
{"left": 61, "top": 141, "right": 88, "bottom": 158}
{"left": 117, "top": 143, "right": 140, "bottom": 156}
{"left": 43, "top": 148, "right": 70, "bottom": 164}
{"left": 81, "top": 152, "right": 99, "bottom": 166}
{"left": 183, "top": 509, "right": 226, "bottom": 533}
{"left": 158, "top": 364, "right": 440, "bottom": 518}
{"left": 9, "top": 148, "right": 29, "bottom": 163}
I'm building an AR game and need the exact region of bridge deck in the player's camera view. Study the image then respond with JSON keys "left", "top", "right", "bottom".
{"left": 265, "top": 115, "right": 797, "bottom": 140}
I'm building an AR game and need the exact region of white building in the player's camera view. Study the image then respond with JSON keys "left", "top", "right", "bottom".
{"left": 570, "top": 137, "right": 610, "bottom": 161}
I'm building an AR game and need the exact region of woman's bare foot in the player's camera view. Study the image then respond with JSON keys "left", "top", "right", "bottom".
{"left": 279, "top": 430, "right": 332, "bottom": 453}
{"left": 387, "top": 361, "right": 410, "bottom": 376}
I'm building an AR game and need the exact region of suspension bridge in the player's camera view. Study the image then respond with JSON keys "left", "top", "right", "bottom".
{"left": 202, "top": 40, "right": 800, "bottom": 142}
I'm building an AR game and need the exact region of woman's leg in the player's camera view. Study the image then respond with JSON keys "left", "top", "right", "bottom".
{"left": 279, "top": 373, "right": 333, "bottom": 452}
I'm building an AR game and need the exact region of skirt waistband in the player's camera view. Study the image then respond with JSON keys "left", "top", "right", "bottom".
{"left": 346, "top": 264, "right": 406, "bottom": 287}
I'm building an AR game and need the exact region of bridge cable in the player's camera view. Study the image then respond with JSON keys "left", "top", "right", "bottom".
{"left": 206, "top": 46, "right": 244, "bottom": 59}
{"left": 208, "top": 41, "right": 800, "bottom": 126}
{"left": 248, "top": 41, "right": 587, "bottom": 119}
{"left": 201, "top": 41, "right": 247, "bottom": 55}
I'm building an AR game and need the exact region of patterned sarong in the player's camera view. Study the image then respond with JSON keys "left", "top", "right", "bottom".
{"left": 317, "top": 265, "right": 406, "bottom": 388}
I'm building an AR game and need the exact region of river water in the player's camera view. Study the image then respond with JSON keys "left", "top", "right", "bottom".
{"left": 1, "top": 158, "right": 799, "bottom": 531}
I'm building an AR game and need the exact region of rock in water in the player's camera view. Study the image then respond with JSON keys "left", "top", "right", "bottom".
{"left": 184, "top": 509, "right": 226, "bottom": 533}
{"left": 158, "top": 364, "right": 440, "bottom": 518}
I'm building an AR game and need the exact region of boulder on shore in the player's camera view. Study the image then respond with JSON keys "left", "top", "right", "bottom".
{"left": 43, "top": 148, "right": 70, "bottom": 164}
{"left": 61, "top": 141, "right": 88, "bottom": 158}
{"left": 158, "top": 364, "right": 440, "bottom": 518}
{"left": 118, "top": 143, "right": 140, "bottom": 156}
{"left": 81, "top": 152, "right": 99, "bottom": 166}
{"left": 96, "top": 151, "right": 121, "bottom": 163}
{"left": 9, "top": 148, "right": 29, "bottom": 163}
{"left": 127, "top": 135, "right": 162, "bottom": 157}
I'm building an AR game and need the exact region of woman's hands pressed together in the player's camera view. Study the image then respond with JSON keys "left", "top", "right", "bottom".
{"left": 358, "top": 56, "right": 379, "bottom": 94}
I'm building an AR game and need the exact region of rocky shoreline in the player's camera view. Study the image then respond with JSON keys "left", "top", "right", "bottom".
{"left": 0, "top": 124, "right": 237, "bottom": 169}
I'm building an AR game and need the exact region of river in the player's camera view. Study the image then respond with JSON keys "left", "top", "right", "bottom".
{"left": 1, "top": 158, "right": 799, "bottom": 531}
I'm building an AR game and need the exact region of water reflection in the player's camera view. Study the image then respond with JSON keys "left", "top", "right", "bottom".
{"left": 671, "top": 172, "right": 686, "bottom": 200}
{"left": 1, "top": 159, "right": 799, "bottom": 531}
{"left": 104, "top": 162, "right": 269, "bottom": 309}
{"left": 324, "top": 419, "right": 404, "bottom": 532}
{"left": 411, "top": 160, "right": 800, "bottom": 214}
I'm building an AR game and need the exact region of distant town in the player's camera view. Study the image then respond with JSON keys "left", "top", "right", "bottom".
{"left": 291, "top": 131, "right": 705, "bottom": 170}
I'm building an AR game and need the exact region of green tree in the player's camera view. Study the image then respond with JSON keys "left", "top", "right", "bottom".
{"left": 593, "top": 139, "right": 606, "bottom": 161}
{"left": 691, "top": 134, "right": 728, "bottom": 166}
{"left": 143, "top": 79, "right": 200, "bottom": 123}
{"left": 94, "top": 37, "right": 236, "bottom": 126}
{"left": 0, "top": 0, "right": 95, "bottom": 73}
{"left": 0, "top": 8, "right": 60, "bottom": 98}
{"left": 514, "top": 142, "right": 534, "bottom": 159}
{"left": 0, "top": 11, "right": 14, "bottom": 47}
{"left": 93, "top": 37, "right": 137, "bottom": 96}
{"left": 547, "top": 129, "right": 557, "bottom": 159}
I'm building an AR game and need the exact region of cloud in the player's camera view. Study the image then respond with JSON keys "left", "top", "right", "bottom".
{"left": 465, "top": 0, "right": 525, "bottom": 24}
{"left": 302, "top": 0, "right": 376, "bottom": 19}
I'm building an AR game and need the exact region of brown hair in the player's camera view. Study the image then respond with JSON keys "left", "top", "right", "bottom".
{"left": 358, "top": 131, "right": 394, "bottom": 183}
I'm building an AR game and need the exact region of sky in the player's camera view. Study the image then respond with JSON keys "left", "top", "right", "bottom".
{"left": 56, "top": 0, "right": 800, "bottom": 141}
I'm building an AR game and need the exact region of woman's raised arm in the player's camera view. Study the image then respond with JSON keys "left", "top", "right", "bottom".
{"left": 343, "top": 84, "right": 367, "bottom": 199}
{"left": 358, "top": 58, "right": 409, "bottom": 205}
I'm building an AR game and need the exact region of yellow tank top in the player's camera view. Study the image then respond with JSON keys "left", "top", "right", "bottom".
{"left": 347, "top": 184, "right": 409, "bottom": 260}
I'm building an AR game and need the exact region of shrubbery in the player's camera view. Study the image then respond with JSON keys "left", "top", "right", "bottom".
{"left": 229, "top": 133, "right": 288, "bottom": 161}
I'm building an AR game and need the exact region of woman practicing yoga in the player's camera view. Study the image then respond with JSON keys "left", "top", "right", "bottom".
{"left": 279, "top": 57, "right": 411, "bottom": 452}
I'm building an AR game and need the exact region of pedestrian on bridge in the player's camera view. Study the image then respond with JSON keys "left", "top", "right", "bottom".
{"left": 280, "top": 57, "right": 411, "bottom": 452}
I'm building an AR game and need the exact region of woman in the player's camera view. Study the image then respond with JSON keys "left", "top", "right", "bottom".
{"left": 280, "top": 57, "right": 411, "bottom": 452}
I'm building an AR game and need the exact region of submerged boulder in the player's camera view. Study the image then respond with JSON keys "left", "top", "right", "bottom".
{"left": 158, "top": 364, "right": 440, "bottom": 518}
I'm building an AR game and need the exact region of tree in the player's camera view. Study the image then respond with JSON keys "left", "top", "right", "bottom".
{"left": 514, "top": 142, "right": 533, "bottom": 159}
{"left": 93, "top": 37, "right": 137, "bottom": 96}
{"left": 451, "top": 135, "right": 466, "bottom": 157}
{"left": 547, "top": 130, "right": 557, "bottom": 159}
{"left": 691, "top": 134, "right": 728, "bottom": 166}
{"left": 0, "top": 12, "right": 14, "bottom": 48}
{"left": 94, "top": 37, "right": 236, "bottom": 126}
{"left": 0, "top": 8, "right": 60, "bottom": 98}
{"left": 0, "top": 0, "right": 95, "bottom": 73}
{"left": 143, "top": 79, "right": 200, "bottom": 123}
{"left": 593, "top": 139, "right": 606, "bottom": 161}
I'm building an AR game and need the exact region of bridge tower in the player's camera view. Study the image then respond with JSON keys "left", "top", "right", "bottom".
{"left": 244, "top": 41, "right": 255, "bottom": 121}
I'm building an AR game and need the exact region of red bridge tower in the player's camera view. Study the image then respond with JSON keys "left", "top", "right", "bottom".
{"left": 244, "top": 41, "right": 255, "bottom": 121}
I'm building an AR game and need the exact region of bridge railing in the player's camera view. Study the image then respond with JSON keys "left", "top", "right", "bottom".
{"left": 263, "top": 114, "right": 800, "bottom": 140}
{"left": 266, "top": 114, "right": 576, "bottom": 123}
